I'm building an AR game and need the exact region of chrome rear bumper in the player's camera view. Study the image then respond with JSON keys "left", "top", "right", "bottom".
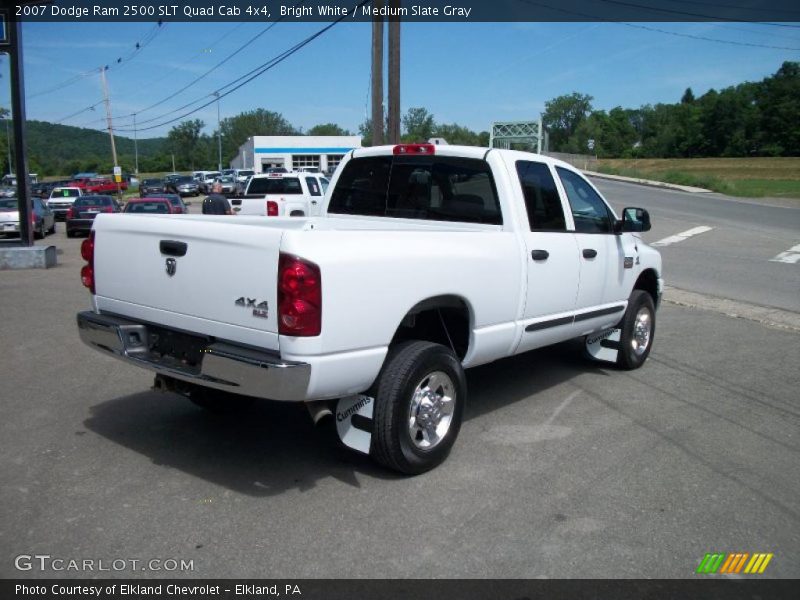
{"left": 76, "top": 311, "right": 309, "bottom": 401}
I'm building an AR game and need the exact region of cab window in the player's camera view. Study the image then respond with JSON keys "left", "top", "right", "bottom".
{"left": 556, "top": 167, "right": 613, "bottom": 234}
{"left": 305, "top": 177, "right": 322, "bottom": 197}
{"left": 516, "top": 161, "right": 566, "bottom": 232}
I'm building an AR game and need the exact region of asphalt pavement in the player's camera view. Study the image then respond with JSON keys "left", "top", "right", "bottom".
{"left": 0, "top": 185, "right": 798, "bottom": 579}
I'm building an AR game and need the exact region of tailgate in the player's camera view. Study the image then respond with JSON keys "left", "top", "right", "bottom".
{"left": 91, "top": 214, "right": 285, "bottom": 351}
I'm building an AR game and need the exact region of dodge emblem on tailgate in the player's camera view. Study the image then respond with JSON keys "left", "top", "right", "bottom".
{"left": 165, "top": 258, "right": 177, "bottom": 277}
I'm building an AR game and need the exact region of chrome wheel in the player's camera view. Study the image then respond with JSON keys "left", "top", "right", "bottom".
{"left": 408, "top": 370, "right": 456, "bottom": 451}
{"left": 631, "top": 307, "right": 652, "bottom": 357}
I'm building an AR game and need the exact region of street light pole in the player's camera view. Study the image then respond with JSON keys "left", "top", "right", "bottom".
{"left": 215, "top": 91, "right": 222, "bottom": 172}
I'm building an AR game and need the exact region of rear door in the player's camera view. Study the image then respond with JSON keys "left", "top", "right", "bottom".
{"left": 514, "top": 160, "right": 582, "bottom": 353}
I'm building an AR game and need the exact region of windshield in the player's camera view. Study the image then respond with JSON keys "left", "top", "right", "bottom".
{"left": 238, "top": 171, "right": 254, "bottom": 177}
{"left": 247, "top": 177, "right": 302, "bottom": 195}
{"left": 142, "top": 179, "right": 163, "bottom": 185}
{"left": 219, "top": 176, "right": 234, "bottom": 183}
{"left": 175, "top": 176, "right": 194, "bottom": 184}
{"left": 52, "top": 188, "right": 81, "bottom": 197}
{"left": 0, "top": 199, "right": 17, "bottom": 210}
{"left": 125, "top": 201, "right": 169, "bottom": 213}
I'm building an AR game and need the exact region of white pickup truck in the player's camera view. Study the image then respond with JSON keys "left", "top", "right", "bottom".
{"left": 230, "top": 172, "right": 330, "bottom": 217}
{"left": 77, "top": 144, "right": 663, "bottom": 474}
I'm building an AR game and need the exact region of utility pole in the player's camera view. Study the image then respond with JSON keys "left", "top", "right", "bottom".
{"left": 371, "top": 0, "right": 384, "bottom": 146}
{"left": 215, "top": 91, "right": 222, "bottom": 171}
{"left": 100, "top": 66, "right": 121, "bottom": 200}
{"left": 171, "top": 153, "right": 176, "bottom": 173}
{"left": 133, "top": 113, "right": 139, "bottom": 175}
{"left": 387, "top": 1, "right": 401, "bottom": 144}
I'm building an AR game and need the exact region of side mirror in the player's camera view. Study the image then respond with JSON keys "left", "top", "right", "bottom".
{"left": 621, "top": 207, "right": 651, "bottom": 233}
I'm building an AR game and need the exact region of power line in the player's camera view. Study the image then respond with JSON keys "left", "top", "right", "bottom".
{"left": 620, "top": 21, "right": 800, "bottom": 50}
{"left": 594, "top": 0, "right": 800, "bottom": 28}
{"left": 665, "top": 0, "right": 800, "bottom": 17}
{"left": 27, "top": 22, "right": 166, "bottom": 99}
{"left": 514, "top": 0, "right": 800, "bottom": 50}
{"left": 115, "top": 3, "right": 369, "bottom": 134}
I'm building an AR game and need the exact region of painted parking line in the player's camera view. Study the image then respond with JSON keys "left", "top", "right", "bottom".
{"left": 651, "top": 226, "right": 714, "bottom": 247}
{"left": 769, "top": 244, "right": 800, "bottom": 264}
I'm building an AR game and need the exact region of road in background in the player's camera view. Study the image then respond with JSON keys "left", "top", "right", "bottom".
{"left": 592, "top": 179, "right": 800, "bottom": 313}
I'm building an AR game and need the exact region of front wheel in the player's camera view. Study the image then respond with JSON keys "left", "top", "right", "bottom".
{"left": 616, "top": 290, "right": 656, "bottom": 370}
{"left": 370, "top": 341, "right": 466, "bottom": 475}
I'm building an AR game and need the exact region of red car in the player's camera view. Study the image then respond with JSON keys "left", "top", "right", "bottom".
{"left": 122, "top": 198, "right": 178, "bottom": 214}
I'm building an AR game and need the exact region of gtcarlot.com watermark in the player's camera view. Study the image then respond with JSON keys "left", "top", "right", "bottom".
{"left": 14, "top": 554, "right": 194, "bottom": 573}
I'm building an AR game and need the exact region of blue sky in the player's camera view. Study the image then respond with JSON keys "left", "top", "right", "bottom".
{"left": 4, "top": 20, "right": 799, "bottom": 139}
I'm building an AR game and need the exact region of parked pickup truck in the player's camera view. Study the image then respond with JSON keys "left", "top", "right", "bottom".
{"left": 73, "top": 177, "right": 127, "bottom": 195}
{"left": 230, "top": 172, "right": 329, "bottom": 217}
{"left": 76, "top": 144, "right": 663, "bottom": 474}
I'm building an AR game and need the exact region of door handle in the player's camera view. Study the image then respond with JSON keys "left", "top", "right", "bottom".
{"left": 531, "top": 249, "right": 550, "bottom": 261}
{"left": 583, "top": 249, "right": 597, "bottom": 259}
{"left": 159, "top": 240, "right": 187, "bottom": 257}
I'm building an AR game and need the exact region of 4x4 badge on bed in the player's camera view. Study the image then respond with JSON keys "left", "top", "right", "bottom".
{"left": 235, "top": 297, "right": 269, "bottom": 319}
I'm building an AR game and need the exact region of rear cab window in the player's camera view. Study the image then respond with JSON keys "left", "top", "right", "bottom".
{"left": 329, "top": 155, "right": 502, "bottom": 225}
{"left": 247, "top": 177, "right": 304, "bottom": 195}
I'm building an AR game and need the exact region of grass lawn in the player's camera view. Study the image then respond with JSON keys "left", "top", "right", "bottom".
{"left": 596, "top": 157, "right": 800, "bottom": 199}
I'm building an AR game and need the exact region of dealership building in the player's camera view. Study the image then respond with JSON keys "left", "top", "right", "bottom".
{"left": 230, "top": 135, "right": 362, "bottom": 174}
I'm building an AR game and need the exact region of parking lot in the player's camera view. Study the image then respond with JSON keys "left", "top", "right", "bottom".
{"left": 1, "top": 183, "right": 798, "bottom": 579}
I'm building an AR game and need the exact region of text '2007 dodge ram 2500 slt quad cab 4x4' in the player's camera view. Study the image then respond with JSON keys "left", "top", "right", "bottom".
{"left": 77, "top": 144, "right": 663, "bottom": 474}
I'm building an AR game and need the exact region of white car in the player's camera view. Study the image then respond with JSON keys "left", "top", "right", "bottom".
{"left": 47, "top": 187, "right": 84, "bottom": 220}
{"left": 232, "top": 172, "right": 329, "bottom": 217}
{"left": 77, "top": 144, "right": 663, "bottom": 474}
{"left": 0, "top": 196, "right": 56, "bottom": 238}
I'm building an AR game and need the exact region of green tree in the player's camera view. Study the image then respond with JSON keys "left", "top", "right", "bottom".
{"left": 402, "top": 107, "right": 435, "bottom": 142}
{"left": 218, "top": 109, "right": 297, "bottom": 164}
{"left": 308, "top": 123, "right": 351, "bottom": 136}
{"left": 543, "top": 92, "right": 593, "bottom": 152}
{"left": 166, "top": 119, "right": 205, "bottom": 170}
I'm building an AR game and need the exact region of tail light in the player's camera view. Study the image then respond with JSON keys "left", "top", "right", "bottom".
{"left": 266, "top": 200, "right": 279, "bottom": 216}
{"left": 66, "top": 207, "right": 75, "bottom": 219}
{"left": 278, "top": 253, "right": 321, "bottom": 336}
{"left": 80, "top": 231, "right": 95, "bottom": 294}
{"left": 103, "top": 206, "right": 113, "bottom": 213}
{"left": 393, "top": 143, "right": 435, "bottom": 155}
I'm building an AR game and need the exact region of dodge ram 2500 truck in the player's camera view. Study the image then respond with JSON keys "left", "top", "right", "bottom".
{"left": 77, "top": 144, "right": 663, "bottom": 474}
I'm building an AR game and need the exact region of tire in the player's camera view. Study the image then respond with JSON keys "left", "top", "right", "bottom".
{"left": 370, "top": 341, "right": 466, "bottom": 475}
{"left": 48, "top": 221, "right": 56, "bottom": 234}
{"left": 188, "top": 387, "right": 254, "bottom": 414}
{"left": 616, "top": 290, "right": 656, "bottom": 370}
{"left": 34, "top": 221, "right": 44, "bottom": 239}
{"left": 66, "top": 230, "right": 75, "bottom": 238}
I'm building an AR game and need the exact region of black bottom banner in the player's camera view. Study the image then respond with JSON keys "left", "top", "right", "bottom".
{"left": 3, "top": 579, "right": 799, "bottom": 600}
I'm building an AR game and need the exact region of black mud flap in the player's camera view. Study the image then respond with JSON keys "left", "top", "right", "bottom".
{"left": 335, "top": 394, "right": 374, "bottom": 455}
{"left": 585, "top": 328, "right": 621, "bottom": 364}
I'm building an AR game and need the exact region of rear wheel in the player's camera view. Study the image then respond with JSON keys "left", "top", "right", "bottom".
{"left": 34, "top": 221, "right": 44, "bottom": 239}
{"left": 616, "top": 290, "right": 656, "bottom": 370}
{"left": 370, "top": 341, "right": 465, "bottom": 475}
{"left": 47, "top": 221, "right": 56, "bottom": 234}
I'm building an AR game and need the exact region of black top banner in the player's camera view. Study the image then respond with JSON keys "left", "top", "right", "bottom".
{"left": 9, "top": 0, "right": 800, "bottom": 22}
